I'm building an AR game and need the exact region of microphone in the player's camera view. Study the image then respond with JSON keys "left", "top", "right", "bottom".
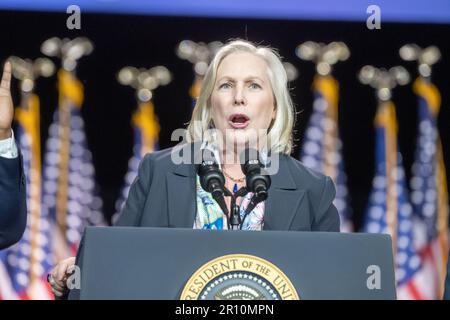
{"left": 240, "top": 149, "right": 271, "bottom": 220}
{"left": 197, "top": 150, "right": 229, "bottom": 219}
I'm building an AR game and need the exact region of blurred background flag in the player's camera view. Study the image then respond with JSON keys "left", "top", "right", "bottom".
{"left": 40, "top": 38, "right": 106, "bottom": 261}
{"left": 297, "top": 42, "right": 353, "bottom": 232}
{"left": 400, "top": 44, "right": 449, "bottom": 299}
{"left": 112, "top": 66, "right": 171, "bottom": 223}
{"left": 360, "top": 65, "right": 429, "bottom": 299}
{"left": 0, "top": 56, "right": 55, "bottom": 300}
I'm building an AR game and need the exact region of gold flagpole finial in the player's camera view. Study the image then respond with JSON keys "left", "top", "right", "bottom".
{"left": 359, "top": 65, "right": 410, "bottom": 102}
{"left": 399, "top": 44, "right": 441, "bottom": 79}
{"left": 117, "top": 65, "right": 172, "bottom": 103}
{"left": 176, "top": 40, "right": 222, "bottom": 77}
{"left": 296, "top": 41, "right": 350, "bottom": 76}
{"left": 176, "top": 40, "right": 222, "bottom": 99}
{"left": 41, "top": 37, "right": 94, "bottom": 72}
{"left": 8, "top": 56, "right": 55, "bottom": 93}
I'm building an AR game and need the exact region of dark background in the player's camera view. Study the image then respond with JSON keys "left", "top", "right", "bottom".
{"left": 1, "top": 10, "right": 449, "bottom": 229}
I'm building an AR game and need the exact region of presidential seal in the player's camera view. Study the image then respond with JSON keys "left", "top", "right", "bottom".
{"left": 180, "top": 254, "right": 299, "bottom": 300}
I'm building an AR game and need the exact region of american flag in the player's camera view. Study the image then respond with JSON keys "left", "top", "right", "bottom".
{"left": 42, "top": 70, "right": 105, "bottom": 261}
{"left": 409, "top": 77, "right": 449, "bottom": 299}
{"left": 0, "top": 94, "right": 54, "bottom": 300}
{"left": 363, "top": 101, "right": 424, "bottom": 299}
{"left": 112, "top": 101, "right": 160, "bottom": 223}
{"left": 300, "top": 75, "right": 353, "bottom": 232}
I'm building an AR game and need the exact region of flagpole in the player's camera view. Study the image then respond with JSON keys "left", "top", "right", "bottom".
{"left": 9, "top": 55, "right": 55, "bottom": 298}
{"left": 359, "top": 65, "right": 414, "bottom": 298}
{"left": 41, "top": 37, "right": 97, "bottom": 258}
{"left": 412, "top": 79, "right": 447, "bottom": 278}
{"left": 296, "top": 41, "right": 352, "bottom": 232}
{"left": 112, "top": 65, "right": 171, "bottom": 223}
{"left": 401, "top": 44, "right": 449, "bottom": 298}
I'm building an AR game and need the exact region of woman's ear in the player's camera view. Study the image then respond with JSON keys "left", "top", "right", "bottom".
{"left": 268, "top": 104, "right": 276, "bottom": 131}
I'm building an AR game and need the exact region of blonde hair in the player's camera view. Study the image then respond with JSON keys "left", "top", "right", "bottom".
{"left": 187, "top": 39, "right": 295, "bottom": 155}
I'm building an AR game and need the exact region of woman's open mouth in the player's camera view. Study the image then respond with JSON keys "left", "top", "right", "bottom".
{"left": 228, "top": 113, "right": 250, "bottom": 129}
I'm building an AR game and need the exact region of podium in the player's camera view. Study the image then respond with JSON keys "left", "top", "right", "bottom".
{"left": 69, "top": 227, "right": 396, "bottom": 300}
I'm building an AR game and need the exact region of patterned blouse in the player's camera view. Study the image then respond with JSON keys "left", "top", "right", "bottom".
{"left": 193, "top": 175, "right": 265, "bottom": 231}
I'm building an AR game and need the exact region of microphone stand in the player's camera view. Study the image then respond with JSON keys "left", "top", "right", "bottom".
{"left": 221, "top": 186, "right": 248, "bottom": 230}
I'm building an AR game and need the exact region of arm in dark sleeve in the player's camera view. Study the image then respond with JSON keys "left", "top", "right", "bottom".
{"left": 114, "top": 153, "right": 154, "bottom": 227}
{"left": 0, "top": 154, "right": 27, "bottom": 249}
{"left": 312, "top": 176, "right": 340, "bottom": 232}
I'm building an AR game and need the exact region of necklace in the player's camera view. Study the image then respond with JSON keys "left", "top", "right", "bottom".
{"left": 222, "top": 169, "right": 245, "bottom": 193}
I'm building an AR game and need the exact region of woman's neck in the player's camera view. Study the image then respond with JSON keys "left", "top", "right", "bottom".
{"left": 220, "top": 148, "right": 246, "bottom": 183}
{"left": 221, "top": 163, "right": 244, "bottom": 178}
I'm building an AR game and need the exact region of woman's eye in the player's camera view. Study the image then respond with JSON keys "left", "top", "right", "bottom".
{"left": 249, "top": 83, "right": 261, "bottom": 89}
{"left": 219, "top": 83, "right": 231, "bottom": 89}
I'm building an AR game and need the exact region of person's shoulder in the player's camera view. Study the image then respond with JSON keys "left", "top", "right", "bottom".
{"left": 279, "top": 155, "right": 339, "bottom": 231}
{"left": 139, "top": 147, "right": 176, "bottom": 172}
{"left": 142, "top": 147, "right": 174, "bottom": 163}
{"left": 283, "top": 155, "right": 336, "bottom": 204}
{"left": 285, "top": 157, "right": 339, "bottom": 231}
{"left": 139, "top": 142, "right": 201, "bottom": 171}
{"left": 283, "top": 155, "right": 332, "bottom": 191}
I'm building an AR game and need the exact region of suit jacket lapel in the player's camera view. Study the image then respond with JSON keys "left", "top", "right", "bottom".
{"left": 167, "top": 162, "right": 197, "bottom": 228}
{"left": 167, "top": 142, "right": 203, "bottom": 228}
{"left": 263, "top": 155, "right": 305, "bottom": 231}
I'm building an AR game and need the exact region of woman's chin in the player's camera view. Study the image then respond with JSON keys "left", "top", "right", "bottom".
{"left": 223, "top": 130, "right": 261, "bottom": 150}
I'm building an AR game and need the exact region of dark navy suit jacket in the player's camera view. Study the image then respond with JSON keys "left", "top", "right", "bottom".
{"left": 116, "top": 144, "right": 340, "bottom": 232}
{"left": 0, "top": 154, "right": 27, "bottom": 249}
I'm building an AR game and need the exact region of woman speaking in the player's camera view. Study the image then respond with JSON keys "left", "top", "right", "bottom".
{"left": 49, "top": 40, "right": 340, "bottom": 297}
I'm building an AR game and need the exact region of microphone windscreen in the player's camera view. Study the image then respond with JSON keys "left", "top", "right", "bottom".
{"left": 240, "top": 148, "right": 261, "bottom": 174}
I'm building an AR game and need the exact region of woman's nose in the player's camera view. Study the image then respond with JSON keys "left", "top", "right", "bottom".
{"left": 233, "top": 86, "right": 246, "bottom": 106}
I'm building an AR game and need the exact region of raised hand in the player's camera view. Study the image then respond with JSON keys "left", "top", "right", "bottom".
{"left": 0, "top": 61, "right": 13, "bottom": 140}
